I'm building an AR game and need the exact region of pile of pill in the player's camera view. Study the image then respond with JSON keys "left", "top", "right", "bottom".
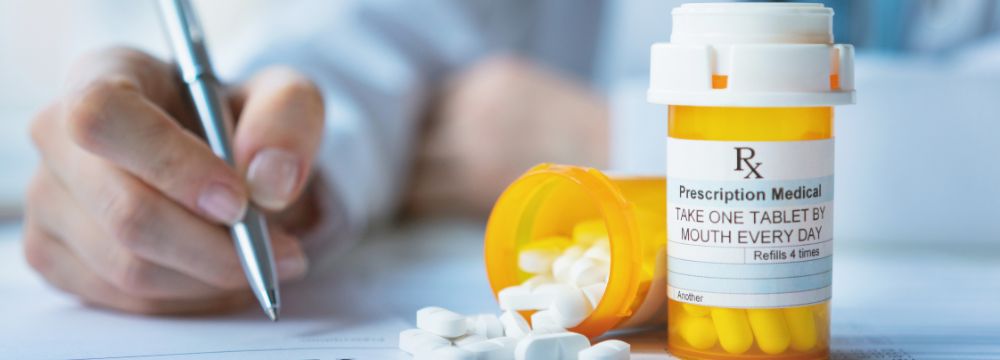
{"left": 673, "top": 302, "right": 824, "bottom": 355}
{"left": 500, "top": 219, "right": 611, "bottom": 328}
{"left": 398, "top": 220, "right": 630, "bottom": 359}
{"left": 399, "top": 306, "right": 629, "bottom": 359}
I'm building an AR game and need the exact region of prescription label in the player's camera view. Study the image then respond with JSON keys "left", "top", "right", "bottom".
{"left": 666, "top": 138, "right": 833, "bottom": 308}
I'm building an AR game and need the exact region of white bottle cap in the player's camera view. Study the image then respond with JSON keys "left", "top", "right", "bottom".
{"left": 648, "top": 3, "right": 855, "bottom": 107}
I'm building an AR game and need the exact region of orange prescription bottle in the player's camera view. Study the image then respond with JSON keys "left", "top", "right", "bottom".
{"left": 484, "top": 164, "right": 668, "bottom": 338}
{"left": 648, "top": 3, "right": 854, "bottom": 359}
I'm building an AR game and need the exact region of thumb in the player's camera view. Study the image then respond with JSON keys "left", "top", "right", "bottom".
{"left": 232, "top": 67, "right": 325, "bottom": 211}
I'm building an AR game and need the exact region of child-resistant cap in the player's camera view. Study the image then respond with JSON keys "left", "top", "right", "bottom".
{"left": 648, "top": 3, "right": 855, "bottom": 107}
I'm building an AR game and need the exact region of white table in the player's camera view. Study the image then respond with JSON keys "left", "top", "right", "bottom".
{"left": 1, "top": 220, "right": 998, "bottom": 359}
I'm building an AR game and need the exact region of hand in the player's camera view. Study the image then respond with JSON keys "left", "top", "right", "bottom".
{"left": 23, "top": 47, "right": 325, "bottom": 315}
{"left": 407, "top": 56, "right": 609, "bottom": 216}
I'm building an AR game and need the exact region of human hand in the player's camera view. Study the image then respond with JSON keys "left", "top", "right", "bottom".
{"left": 23, "top": 48, "right": 325, "bottom": 315}
{"left": 408, "top": 56, "right": 609, "bottom": 216}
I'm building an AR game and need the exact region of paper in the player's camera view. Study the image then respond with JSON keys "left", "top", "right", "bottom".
{"left": 1, "top": 222, "right": 997, "bottom": 359}
{"left": 826, "top": 245, "right": 1000, "bottom": 359}
{"left": 0, "top": 221, "right": 498, "bottom": 360}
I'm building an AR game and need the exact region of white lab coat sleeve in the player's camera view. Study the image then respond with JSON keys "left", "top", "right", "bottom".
{"left": 228, "top": 0, "right": 489, "bottom": 258}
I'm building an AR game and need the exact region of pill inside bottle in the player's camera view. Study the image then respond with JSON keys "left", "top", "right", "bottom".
{"left": 649, "top": 3, "right": 855, "bottom": 359}
{"left": 484, "top": 164, "right": 667, "bottom": 338}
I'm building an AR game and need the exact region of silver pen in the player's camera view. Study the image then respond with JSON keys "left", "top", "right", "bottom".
{"left": 157, "top": 0, "right": 280, "bottom": 321}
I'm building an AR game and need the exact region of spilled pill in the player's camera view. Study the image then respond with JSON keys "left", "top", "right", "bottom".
{"left": 579, "top": 339, "right": 630, "bottom": 360}
{"left": 530, "top": 310, "right": 566, "bottom": 334}
{"left": 399, "top": 328, "right": 451, "bottom": 355}
{"left": 453, "top": 333, "right": 489, "bottom": 347}
{"left": 417, "top": 307, "right": 468, "bottom": 338}
{"left": 467, "top": 314, "right": 504, "bottom": 339}
{"left": 500, "top": 310, "right": 531, "bottom": 338}
{"left": 459, "top": 340, "right": 507, "bottom": 360}
{"left": 515, "top": 332, "right": 591, "bottom": 360}
{"left": 400, "top": 215, "right": 642, "bottom": 359}
{"left": 536, "top": 284, "right": 593, "bottom": 328}
{"left": 485, "top": 336, "right": 519, "bottom": 359}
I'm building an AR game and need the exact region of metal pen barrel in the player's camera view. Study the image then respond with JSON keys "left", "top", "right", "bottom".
{"left": 157, "top": 0, "right": 280, "bottom": 321}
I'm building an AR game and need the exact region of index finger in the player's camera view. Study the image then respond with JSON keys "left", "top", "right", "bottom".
{"left": 56, "top": 47, "right": 250, "bottom": 225}
{"left": 64, "top": 47, "right": 184, "bottom": 117}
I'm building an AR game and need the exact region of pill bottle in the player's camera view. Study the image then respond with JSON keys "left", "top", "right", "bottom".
{"left": 648, "top": 3, "right": 854, "bottom": 359}
{"left": 484, "top": 163, "right": 668, "bottom": 338}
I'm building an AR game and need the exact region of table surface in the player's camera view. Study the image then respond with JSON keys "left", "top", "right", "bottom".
{"left": 1, "top": 220, "right": 998, "bottom": 360}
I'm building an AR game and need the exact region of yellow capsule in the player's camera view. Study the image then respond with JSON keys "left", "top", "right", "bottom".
{"left": 784, "top": 306, "right": 818, "bottom": 351}
{"left": 677, "top": 313, "right": 718, "bottom": 350}
{"left": 747, "top": 309, "right": 791, "bottom": 354}
{"left": 814, "top": 304, "right": 830, "bottom": 347}
{"left": 682, "top": 303, "right": 710, "bottom": 317}
{"left": 572, "top": 219, "right": 608, "bottom": 246}
{"left": 710, "top": 308, "right": 753, "bottom": 354}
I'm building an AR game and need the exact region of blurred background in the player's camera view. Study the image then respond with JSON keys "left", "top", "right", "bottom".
{"left": 0, "top": 0, "right": 998, "bottom": 247}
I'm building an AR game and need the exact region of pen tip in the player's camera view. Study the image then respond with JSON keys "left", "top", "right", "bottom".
{"left": 265, "top": 307, "right": 279, "bottom": 322}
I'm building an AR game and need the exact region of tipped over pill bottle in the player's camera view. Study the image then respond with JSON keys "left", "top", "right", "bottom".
{"left": 648, "top": 3, "right": 854, "bottom": 359}
{"left": 484, "top": 164, "right": 668, "bottom": 338}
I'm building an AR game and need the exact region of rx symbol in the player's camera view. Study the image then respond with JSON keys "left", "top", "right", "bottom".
{"left": 734, "top": 147, "right": 763, "bottom": 179}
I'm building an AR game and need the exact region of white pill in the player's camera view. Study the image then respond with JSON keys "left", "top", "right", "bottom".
{"left": 530, "top": 310, "right": 566, "bottom": 334}
{"left": 580, "top": 283, "right": 607, "bottom": 308}
{"left": 519, "top": 248, "right": 560, "bottom": 274}
{"left": 399, "top": 328, "right": 451, "bottom": 355}
{"left": 514, "top": 334, "right": 559, "bottom": 360}
{"left": 583, "top": 240, "right": 611, "bottom": 263}
{"left": 552, "top": 246, "right": 585, "bottom": 283}
{"left": 460, "top": 339, "right": 509, "bottom": 360}
{"left": 500, "top": 310, "right": 531, "bottom": 338}
{"left": 530, "top": 326, "right": 565, "bottom": 335}
{"left": 537, "top": 284, "right": 594, "bottom": 328}
{"left": 498, "top": 286, "right": 550, "bottom": 311}
{"left": 415, "top": 345, "right": 475, "bottom": 360}
{"left": 453, "top": 333, "right": 489, "bottom": 347}
{"left": 417, "top": 307, "right": 468, "bottom": 338}
{"left": 569, "top": 257, "right": 609, "bottom": 288}
{"left": 579, "top": 340, "right": 630, "bottom": 360}
{"left": 487, "top": 336, "right": 519, "bottom": 359}
{"left": 521, "top": 275, "right": 553, "bottom": 290}
{"left": 515, "top": 332, "right": 591, "bottom": 360}
{"left": 466, "top": 314, "right": 504, "bottom": 339}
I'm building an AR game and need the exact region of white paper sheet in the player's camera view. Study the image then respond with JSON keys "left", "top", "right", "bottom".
{"left": 1, "top": 221, "right": 997, "bottom": 359}
{"left": 0, "top": 221, "right": 489, "bottom": 360}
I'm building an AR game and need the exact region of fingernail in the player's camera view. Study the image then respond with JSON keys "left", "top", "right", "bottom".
{"left": 198, "top": 183, "right": 247, "bottom": 225}
{"left": 247, "top": 148, "right": 301, "bottom": 210}
{"left": 277, "top": 255, "right": 308, "bottom": 279}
